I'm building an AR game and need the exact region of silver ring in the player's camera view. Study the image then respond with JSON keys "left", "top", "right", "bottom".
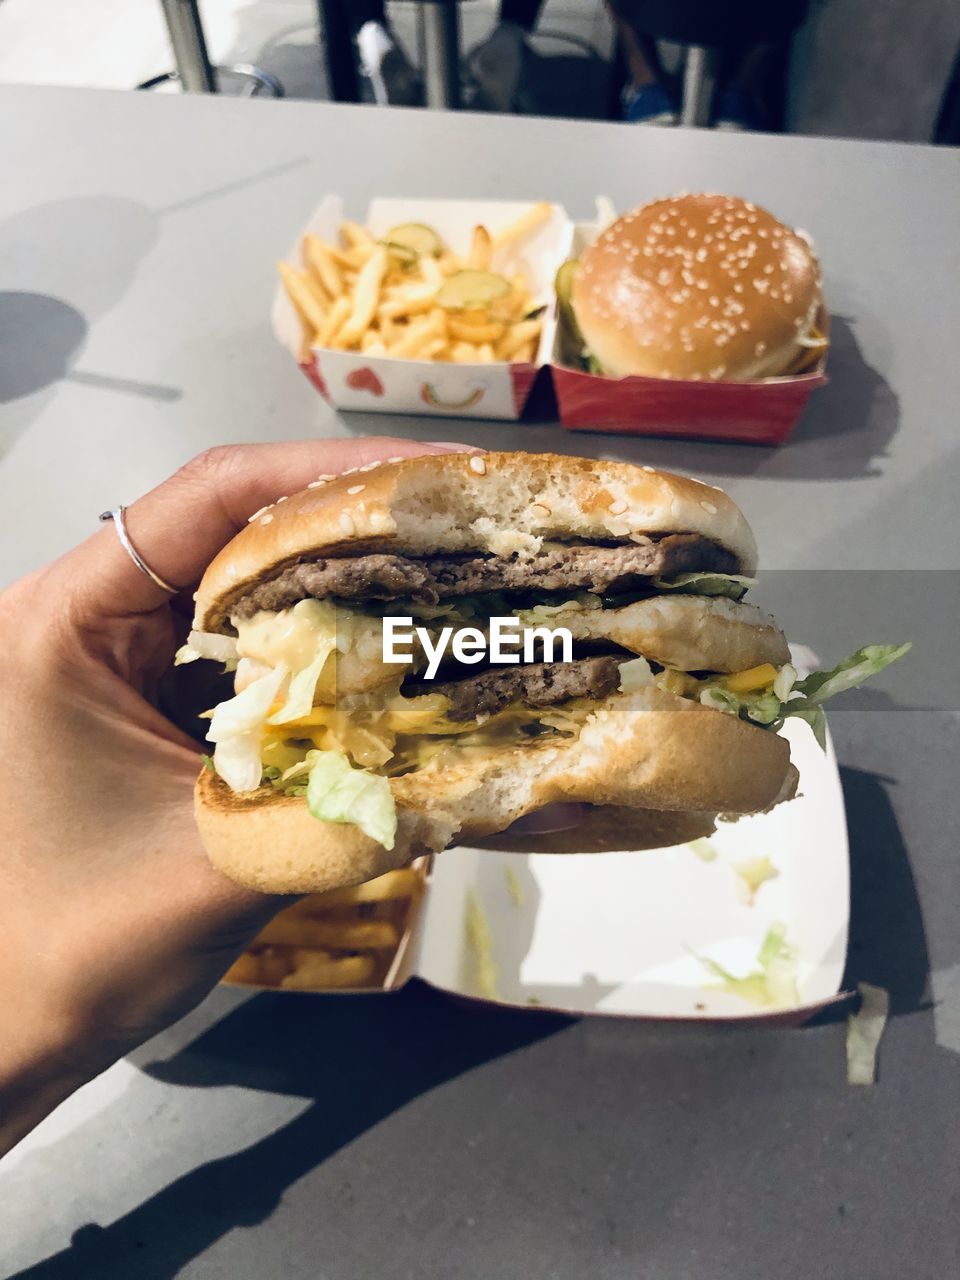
{"left": 99, "top": 506, "right": 179, "bottom": 594}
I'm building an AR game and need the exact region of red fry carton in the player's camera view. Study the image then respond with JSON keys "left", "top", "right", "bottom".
{"left": 550, "top": 221, "right": 829, "bottom": 445}
{"left": 272, "top": 196, "right": 573, "bottom": 421}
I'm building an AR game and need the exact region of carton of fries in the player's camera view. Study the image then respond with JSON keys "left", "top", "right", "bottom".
{"left": 549, "top": 219, "right": 829, "bottom": 445}
{"left": 272, "top": 197, "right": 573, "bottom": 420}
{"left": 223, "top": 694, "right": 852, "bottom": 1024}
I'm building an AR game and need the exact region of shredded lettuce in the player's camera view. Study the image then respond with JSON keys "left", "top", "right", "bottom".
{"left": 696, "top": 922, "right": 799, "bottom": 1008}
{"left": 653, "top": 571, "right": 757, "bottom": 600}
{"left": 733, "top": 856, "right": 779, "bottom": 905}
{"left": 618, "top": 656, "right": 654, "bottom": 692}
{"left": 305, "top": 750, "right": 397, "bottom": 849}
{"left": 206, "top": 664, "right": 288, "bottom": 792}
{"left": 517, "top": 594, "right": 601, "bottom": 626}
{"left": 792, "top": 644, "right": 912, "bottom": 704}
{"left": 688, "top": 837, "right": 718, "bottom": 862}
{"left": 846, "top": 982, "right": 889, "bottom": 1086}
{"left": 698, "top": 643, "right": 910, "bottom": 749}
{"left": 175, "top": 630, "right": 240, "bottom": 670}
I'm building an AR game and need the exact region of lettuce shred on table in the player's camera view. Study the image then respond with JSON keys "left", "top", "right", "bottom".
{"left": 846, "top": 982, "right": 890, "bottom": 1086}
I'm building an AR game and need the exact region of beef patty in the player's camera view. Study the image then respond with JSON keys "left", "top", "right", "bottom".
{"left": 410, "top": 655, "right": 622, "bottom": 722}
{"left": 232, "top": 535, "right": 735, "bottom": 617}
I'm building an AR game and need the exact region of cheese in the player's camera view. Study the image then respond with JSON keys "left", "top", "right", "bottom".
{"left": 720, "top": 663, "right": 778, "bottom": 694}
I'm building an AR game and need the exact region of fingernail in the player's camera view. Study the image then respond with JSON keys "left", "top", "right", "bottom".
{"left": 426, "top": 441, "right": 486, "bottom": 452}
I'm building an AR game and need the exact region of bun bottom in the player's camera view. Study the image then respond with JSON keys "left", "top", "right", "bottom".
{"left": 196, "top": 689, "right": 794, "bottom": 894}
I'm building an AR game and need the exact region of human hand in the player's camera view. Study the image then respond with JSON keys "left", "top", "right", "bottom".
{"left": 0, "top": 436, "right": 473, "bottom": 1155}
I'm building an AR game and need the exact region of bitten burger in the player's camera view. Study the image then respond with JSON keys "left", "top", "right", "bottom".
{"left": 179, "top": 451, "right": 906, "bottom": 893}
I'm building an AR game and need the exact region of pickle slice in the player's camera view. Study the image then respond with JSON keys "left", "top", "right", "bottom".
{"left": 383, "top": 222, "right": 445, "bottom": 259}
{"left": 436, "top": 269, "right": 511, "bottom": 310}
{"left": 554, "top": 257, "right": 578, "bottom": 308}
{"left": 554, "top": 258, "right": 585, "bottom": 361}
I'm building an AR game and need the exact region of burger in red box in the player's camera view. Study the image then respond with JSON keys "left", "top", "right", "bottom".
{"left": 552, "top": 193, "right": 829, "bottom": 443}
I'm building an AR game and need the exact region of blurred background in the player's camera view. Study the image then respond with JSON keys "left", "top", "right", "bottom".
{"left": 0, "top": 0, "right": 957, "bottom": 142}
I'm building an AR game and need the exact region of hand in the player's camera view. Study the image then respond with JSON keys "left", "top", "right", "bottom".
{"left": 0, "top": 437, "right": 472, "bottom": 1155}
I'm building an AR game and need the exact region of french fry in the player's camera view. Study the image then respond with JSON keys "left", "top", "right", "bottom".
{"left": 309, "top": 868, "right": 422, "bottom": 907}
{"left": 259, "top": 946, "right": 296, "bottom": 986}
{"left": 280, "top": 951, "right": 376, "bottom": 990}
{"left": 256, "top": 915, "right": 340, "bottom": 949}
{"left": 277, "top": 261, "right": 328, "bottom": 333}
{"left": 451, "top": 341, "right": 482, "bottom": 363}
{"left": 419, "top": 255, "right": 444, "bottom": 292}
{"left": 514, "top": 339, "right": 539, "bottom": 363}
{"left": 378, "top": 312, "right": 397, "bottom": 345}
{"left": 388, "top": 310, "right": 446, "bottom": 358}
{"left": 303, "top": 234, "right": 344, "bottom": 299}
{"left": 296, "top": 919, "right": 400, "bottom": 950}
{"left": 448, "top": 317, "right": 505, "bottom": 344}
{"left": 495, "top": 317, "right": 542, "bottom": 361}
{"left": 328, "top": 244, "right": 366, "bottom": 271}
{"left": 341, "top": 220, "right": 376, "bottom": 255}
{"left": 316, "top": 294, "right": 351, "bottom": 347}
{"left": 475, "top": 343, "right": 496, "bottom": 363}
{"left": 492, "top": 202, "right": 552, "bottom": 248}
{"left": 467, "top": 225, "right": 492, "bottom": 271}
{"left": 361, "top": 331, "right": 387, "bottom": 355}
{"left": 339, "top": 245, "right": 388, "bottom": 346}
{"left": 222, "top": 952, "right": 262, "bottom": 985}
{"left": 379, "top": 289, "right": 437, "bottom": 320}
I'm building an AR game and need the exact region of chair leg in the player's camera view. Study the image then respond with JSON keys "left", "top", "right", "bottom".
{"left": 680, "top": 44, "right": 713, "bottom": 127}
{"left": 159, "top": 0, "right": 216, "bottom": 92}
{"left": 421, "top": 2, "right": 461, "bottom": 109}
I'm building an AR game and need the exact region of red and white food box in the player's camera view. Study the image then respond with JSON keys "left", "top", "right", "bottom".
{"left": 549, "top": 220, "right": 829, "bottom": 445}
{"left": 272, "top": 196, "right": 573, "bottom": 421}
{"left": 231, "top": 689, "right": 851, "bottom": 1026}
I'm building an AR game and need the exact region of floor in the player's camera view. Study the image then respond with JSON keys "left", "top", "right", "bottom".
{"left": 0, "top": 0, "right": 957, "bottom": 141}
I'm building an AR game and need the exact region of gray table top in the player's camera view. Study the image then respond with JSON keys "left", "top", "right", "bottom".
{"left": 1, "top": 86, "right": 957, "bottom": 1280}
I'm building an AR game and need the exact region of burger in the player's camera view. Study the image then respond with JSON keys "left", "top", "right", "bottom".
{"left": 557, "top": 193, "right": 828, "bottom": 381}
{"left": 181, "top": 452, "right": 906, "bottom": 893}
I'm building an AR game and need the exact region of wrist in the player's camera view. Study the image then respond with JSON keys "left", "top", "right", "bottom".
{"left": 0, "top": 986, "right": 87, "bottom": 1159}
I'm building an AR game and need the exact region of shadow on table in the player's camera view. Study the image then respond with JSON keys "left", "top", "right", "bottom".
{"left": 336, "top": 315, "right": 899, "bottom": 485}
{"left": 807, "top": 764, "right": 930, "bottom": 1028}
{"left": 8, "top": 985, "right": 573, "bottom": 1280}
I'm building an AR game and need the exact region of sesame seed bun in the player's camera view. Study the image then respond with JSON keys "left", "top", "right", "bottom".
{"left": 572, "top": 193, "right": 823, "bottom": 382}
{"left": 194, "top": 451, "right": 757, "bottom": 632}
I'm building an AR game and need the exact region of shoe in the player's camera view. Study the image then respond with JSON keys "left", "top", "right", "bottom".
{"left": 466, "top": 21, "right": 527, "bottom": 113}
{"left": 712, "top": 88, "right": 768, "bottom": 132}
{"left": 356, "top": 20, "right": 423, "bottom": 107}
{"left": 622, "top": 81, "right": 678, "bottom": 126}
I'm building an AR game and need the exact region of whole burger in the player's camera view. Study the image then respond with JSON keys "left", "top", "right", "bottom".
{"left": 563, "top": 193, "right": 828, "bottom": 381}
{"left": 182, "top": 452, "right": 906, "bottom": 893}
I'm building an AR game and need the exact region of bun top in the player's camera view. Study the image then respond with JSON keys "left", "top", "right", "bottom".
{"left": 194, "top": 451, "right": 757, "bottom": 632}
{"left": 572, "top": 193, "right": 823, "bottom": 381}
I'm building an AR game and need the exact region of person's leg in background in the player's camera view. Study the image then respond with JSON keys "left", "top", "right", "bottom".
{"left": 466, "top": 0, "right": 544, "bottom": 112}
{"left": 605, "top": 1, "right": 677, "bottom": 125}
{"left": 712, "top": 42, "right": 786, "bottom": 131}
{"left": 348, "top": 0, "right": 423, "bottom": 107}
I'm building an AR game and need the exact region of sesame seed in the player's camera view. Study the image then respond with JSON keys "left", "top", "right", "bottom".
{"left": 307, "top": 480, "right": 326, "bottom": 489}
{"left": 469, "top": 455, "right": 487, "bottom": 475}
{"left": 387, "top": 455, "right": 404, "bottom": 463}
{"left": 641, "top": 465, "right": 655, "bottom": 473}
{"left": 260, "top": 513, "right": 274, "bottom": 525}
{"left": 346, "top": 484, "right": 365, "bottom": 495}
{"left": 608, "top": 499, "right": 628, "bottom": 515}
{"left": 247, "top": 504, "right": 271, "bottom": 522}
{"left": 276, "top": 496, "right": 288, "bottom": 503}
{"left": 359, "top": 460, "right": 381, "bottom": 472}
{"left": 339, "top": 512, "right": 355, "bottom": 535}
{"left": 318, "top": 473, "right": 336, "bottom": 480}
{"left": 700, "top": 500, "right": 718, "bottom": 514}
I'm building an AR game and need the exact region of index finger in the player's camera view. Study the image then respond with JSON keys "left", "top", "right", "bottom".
{"left": 62, "top": 438, "right": 480, "bottom": 618}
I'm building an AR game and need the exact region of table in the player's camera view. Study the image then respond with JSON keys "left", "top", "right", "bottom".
{"left": 1, "top": 85, "right": 957, "bottom": 1279}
